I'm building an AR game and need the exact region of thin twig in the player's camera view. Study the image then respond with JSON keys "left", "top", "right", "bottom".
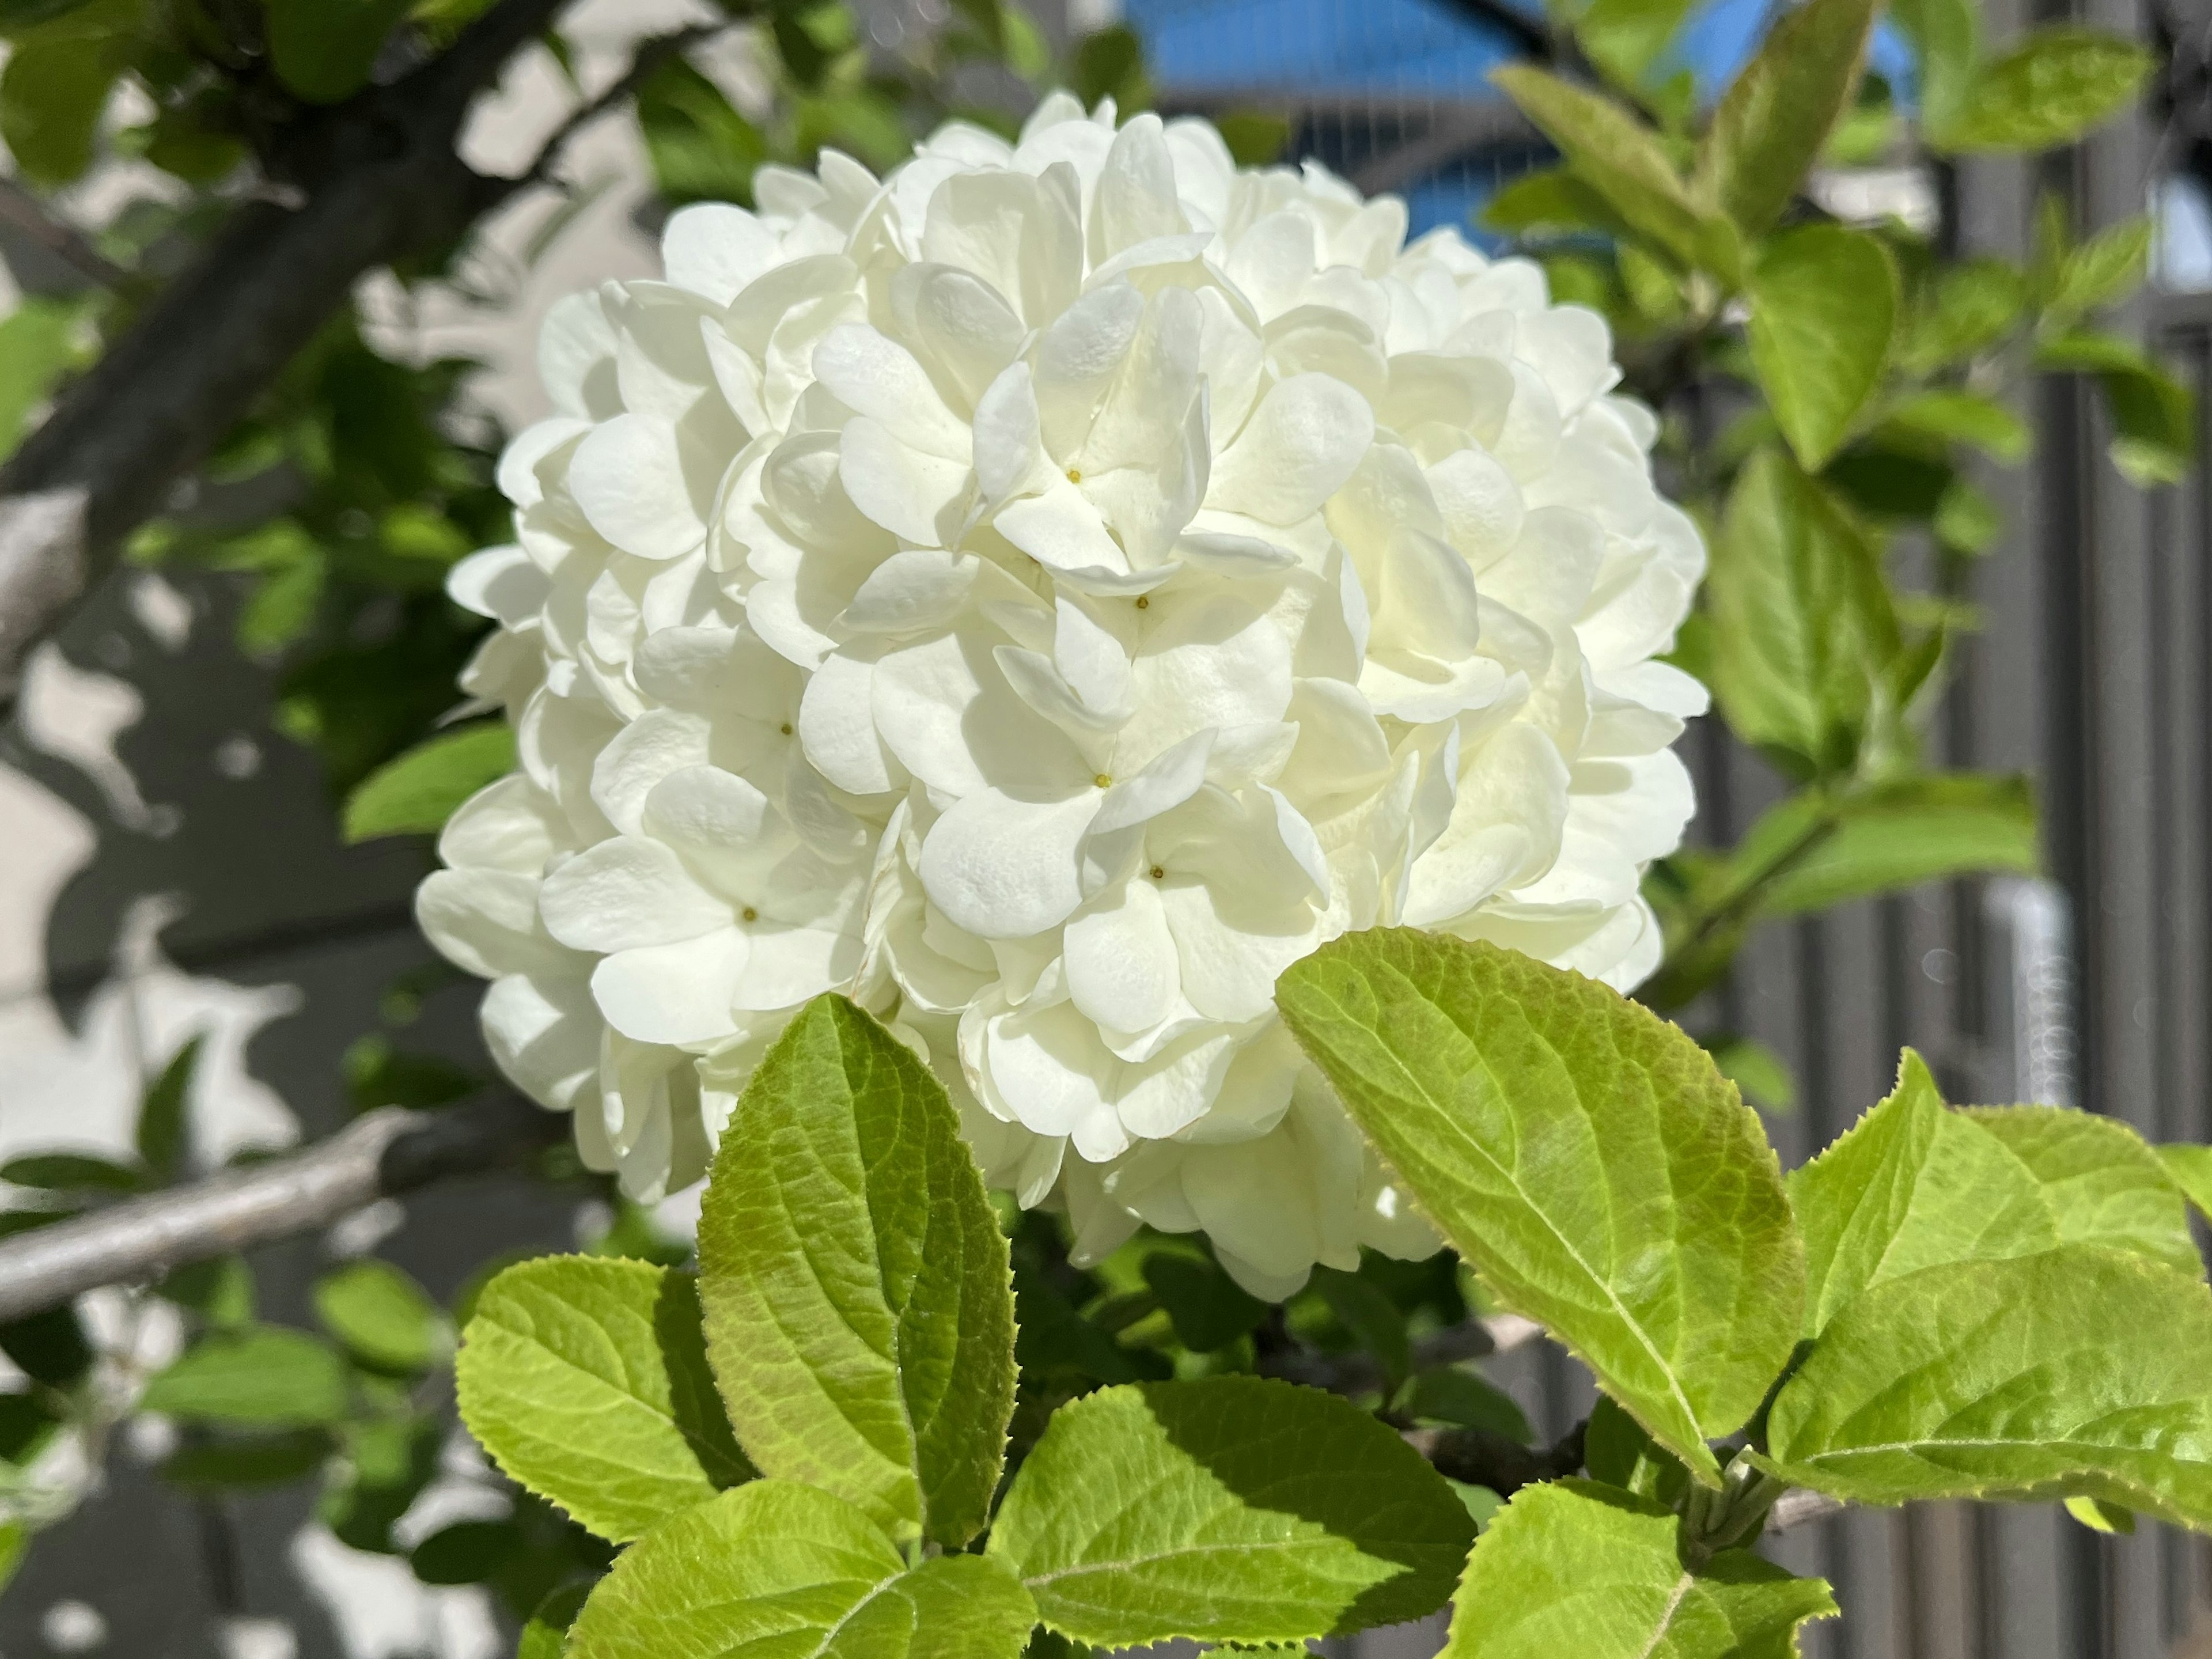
{"left": 0, "top": 177, "right": 130, "bottom": 289}
{"left": 520, "top": 23, "right": 730, "bottom": 190}
{"left": 1767, "top": 1488, "right": 1847, "bottom": 1533}
{"left": 0, "top": 1092, "right": 562, "bottom": 1324}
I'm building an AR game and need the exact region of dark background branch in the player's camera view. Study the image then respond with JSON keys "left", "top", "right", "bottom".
{"left": 0, "top": 0, "right": 573, "bottom": 707}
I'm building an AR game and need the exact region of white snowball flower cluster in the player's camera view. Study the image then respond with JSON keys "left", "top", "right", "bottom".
{"left": 419, "top": 93, "right": 1706, "bottom": 1297}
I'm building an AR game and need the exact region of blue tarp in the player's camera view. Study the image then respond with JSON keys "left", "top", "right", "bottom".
{"left": 1125, "top": 0, "right": 1916, "bottom": 236}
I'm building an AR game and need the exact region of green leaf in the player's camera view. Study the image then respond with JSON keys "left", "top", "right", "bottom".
{"left": 1483, "top": 167, "right": 1629, "bottom": 240}
{"left": 411, "top": 1518, "right": 521, "bottom": 1585}
{"left": 1747, "top": 225, "right": 1897, "bottom": 468}
{"left": 0, "top": 296, "right": 86, "bottom": 457}
{"left": 163, "top": 1429, "right": 333, "bottom": 1490}
{"left": 140, "top": 1327, "right": 349, "bottom": 1427}
{"left": 456, "top": 1256, "right": 750, "bottom": 1544}
{"left": 2162, "top": 1143, "right": 2212, "bottom": 1222}
{"left": 264, "top": 0, "right": 414, "bottom": 102}
{"left": 0, "top": 39, "right": 116, "bottom": 185}
{"left": 320, "top": 1414, "right": 444, "bottom": 1553}
{"left": 1068, "top": 25, "right": 1150, "bottom": 113}
{"left": 1764, "top": 1246, "right": 2212, "bottom": 1528}
{"left": 1700, "top": 1035, "right": 1796, "bottom": 1114}
{"left": 1891, "top": 0, "right": 1980, "bottom": 137}
{"left": 136, "top": 1035, "right": 203, "bottom": 1181}
{"left": 1142, "top": 1252, "right": 1267, "bottom": 1352}
{"left": 1884, "top": 389, "right": 2029, "bottom": 463}
{"left": 635, "top": 57, "right": 767, "bottom": 206}
{"left": 0, "top": 1522, "right": 23, "bottom": 1597}
{"left": 1788, "top": 1050, "right": 2057, "bottom": 1335}
{"left": 1, "top": 1151, "right": 145, "bottom": 1192}
{"left": 518, "top": 1581, "right": 594, "bottom": 1659}
{"left": 0, "top": 1392, "right": 61, "bottom": 1463}
{"left": 314, "top": 1260, "right": 447, "bottom": 1374}
{"left": 1902, "top": 258, "right": 2028, "bottom": 373}
{"left": 1751, "top": 774, "right": 2040, "bottom": 916}
{"left": 567, "top": 1482, "right": 1036, "bottom": 1659}
{"left": 2047, "top": 215, "right": 2152, "bottom": 323}
{"left": 1574, "top": 0, "right": 1698, "bottom": 96}
{"left": 341, "top": 723, "right": 516, "bottom": 842}
{"left": 1275, "top": 930, "right": 1802, "bottom": 1484}
{"left": 0, "top": 1305, "right": 94, "bottom": 1389}
{"left": 1705, "top": 451, "right": 1897, "bottom": 777}
{"left": 1581, "top": 1395, "right": 1690, "bottom": 1505}
{"left": 2066, "top": 1494, "right": 2136, "bottom": 1534}
{"left": 1215, "top": 109, "right": 1290, "bottom": 168}
{"left": 1402, "top": 1368, "right": 1533, "bottom": 1445}
{"left": 1490, "top": 66, "right": 1733, "bottom": 276}
{"left": 1313, "top": 1267, "right": 1412, "bottom": 1389}
{"left": 1695, "top": 0, "right": 1878, "bottom": 236}
{"left": 1934, "top": 478, "right": 2001, "bottom": 554}
{"left": 1961, "top": 1107, "right": 2200, "bottom": 1274}
{"left": 1942, "top": 28, "right": 2154, "bottom": 152}
{"left": 158, "top": 1256, "right": 255, "bottom": 1327}
{"left": 696, "top": 994, "right": 1015, "bottom": 1549}
{"left": 1440, "top": 1480, "right": 1837, "bottom": 1657}
{"left": 988, "top": 1375, "right": 1473, "bottom": 1647}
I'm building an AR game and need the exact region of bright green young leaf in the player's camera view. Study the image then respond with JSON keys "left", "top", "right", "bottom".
{"left": 1695, "top": 0, "right": 1877, "bottom": 236}
{"left": 456, "top": 1256, "right": 749, "bottom": 1544}
{"left": 567, "top": 1482, "right": 1035, "bottom": 1659}
{"left": 1490, "top": 66, "right": 1733, "bottom": 276}
{"left": 1942, "top": 28, "right": 2154, "bottom": 152}
{"left": 0, "top": 297, "right": 86, "bottom": 458}
{"left": 1934, "top": 478, "right": 2002, "bottom": 554}
{"left": 1884, "top": 389, "right": 2029, "bottom": 463}
{"left": 1574, "top": 0, "right": 1698, "bottom": 96}
{"left": 1788, "top": 1050, "right": 2057, "bottom": 1334}
{"left": 1482, "top": 166, "right": 1628, "bottom": 240}
{"left": 1751, "top": 774, "right": 2039, "bottom": 916}
{"left": 136, "top": 1034, "right": 203, "bottom": 1181}
{"left": 1441, "top": 1480, "right": 1837, "bottom": 1658}
{"left": 1276, "top": 930, "right": 1802, "bottom": 1482}
{"left": 2101, "top": 362, "right": 2195, "bottom": 488}
{"left": 517, "top": 1581, "right": 593, "bottom": 1659}
{"left": 1961, "top": 1107, "right": 2200, "bottom": 1275}
{"left": 1706, "top": 450, "right": 1897, "bottom": 777}
{"left": 2066, "top": 1494, "right": 2137, "bottom": 1534}
{"left": 696, "top": 994, "right": 1015, "bottom": 1549}
{"left": 1701, "top": 1034, "right": 1796, "bottom": 1114}
{"left": 1891, "top": 0, "right": 1980, "bottom": 137}
{"left": 1747, "top": 225, "right": 1897, "bottom": 468}
{"left": 1900, "top": 258, "right": 2028, "bottom": 374}
{"left": 988, "top": 1376, "right": 1474, "bottom": 1647}
{"left": 342, "top": 723, "right": 517, "bottom": 842}
{"left": 2162, "top": 1143, "right": 2212, "bottom": 1222}
{"left": 140, "top": 1327, "right": 350, "bottom": 1427}
{"left": 0, "top": 1522, "right": 24, "bottom": 1596}
{"left": 2047, "top": 216, "right": 2153, "bottom": 323}
{"left": 264, "top": 0, "right": 414, "bottom": 102}
{"left": 1765, "top": 1246, "right": 2212, "bottom": 1527}
{"left": 313, "top": 1259, "right": 446, "bottom": 1373}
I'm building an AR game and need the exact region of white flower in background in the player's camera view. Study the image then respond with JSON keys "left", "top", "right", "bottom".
{"left": 421, "top": 93, "right": 1706, "bottom": 1293}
